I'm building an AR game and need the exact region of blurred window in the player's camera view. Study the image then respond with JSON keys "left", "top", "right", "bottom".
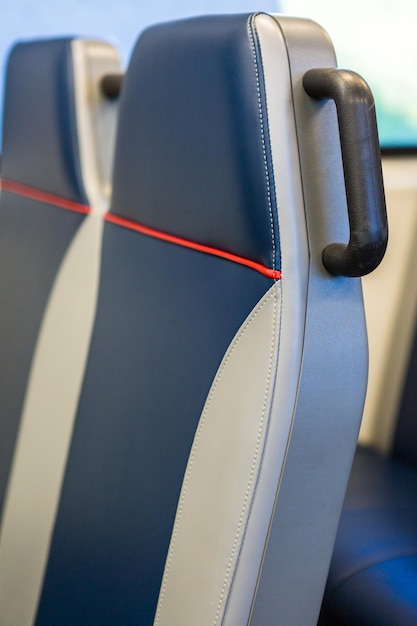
{"left": 0, "top": 0, "right": 278, "bottom": 147}
{"left": 281, "top": 0, "right": 417, "bottom": 149}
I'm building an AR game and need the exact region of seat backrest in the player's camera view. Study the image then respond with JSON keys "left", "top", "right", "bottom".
{"left": 0, "top": 36, "right": 120, "bottom": 623}
{"left": 1, "top": 14, "right": 382, "bottom": 626}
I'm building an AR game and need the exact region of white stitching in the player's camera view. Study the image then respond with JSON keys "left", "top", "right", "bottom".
{"left": 214, "top": 284, "right": 279, "bottom": 626}
{"left": 154, "top": 285, "right": 279, "bottom": 625}
{"left": 247, "top": 15, "right": 277, "bottom": 272}
{"left": 155, "top": 16, "right": 281, "bottom": 624}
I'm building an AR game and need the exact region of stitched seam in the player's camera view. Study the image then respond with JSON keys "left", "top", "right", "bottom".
{"left": 248, "top": 15, "right": 277, "bottom": 272}
{"left": 216, "top": 282, "right": 279, "bottom": 626}
{"left": 222, "top": 279, "right": 283, "bottom": 624}
{"left": 154, "top": 286, "right": 278, "bottom": 625}
{"left": 105, "top": 213, "right": 281, "bottom": 280}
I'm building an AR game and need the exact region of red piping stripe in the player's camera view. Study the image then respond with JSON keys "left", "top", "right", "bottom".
{"left": 1, "top": 179, "right": 91, "bottom": 215}
{"left": 105, "top": 213, "right": 281, "bottom": 280}
{"left": 0, "top": 179, "right": 280, "bottom": 279}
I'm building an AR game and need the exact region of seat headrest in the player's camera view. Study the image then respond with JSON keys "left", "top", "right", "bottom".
{"left": 110, "top": 14, "right": 280, "bottom": 271}
{"left": 2, "top": 38, "right": 88, "bottom": 204}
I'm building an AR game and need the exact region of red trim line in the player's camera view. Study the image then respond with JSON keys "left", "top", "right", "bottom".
{"left": 0, "top": 179, "right": 91, "bottom": 215}
{"left": 0, "top": 178, "right": 280, "bottom": 279}
{"left": 105, "top": 213, "right": 281, "bottom": 280}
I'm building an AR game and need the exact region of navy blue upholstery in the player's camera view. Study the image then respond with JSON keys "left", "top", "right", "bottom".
{"left": 111, "top": 14, "right": 279, "bottom": 270}
{"left": 319, "top": 447, "right": 417, "bottom": 625}
{"left": 0, "top": 39, "right": 89, "bottom": 517}
{"left": 36, "top": 15, "right": 280, "bottom": 625}
{"left": 2, "top": 38, "right": 88, "bottom": 201}
{"left": 37, "top": 225, "right": 273, "bottom": 625}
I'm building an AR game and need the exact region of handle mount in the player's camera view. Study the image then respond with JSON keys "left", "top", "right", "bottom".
{"left": 100, "top": 73, "right": 123, "bottom": 100}
{"left": 303, "top": 68, "right": 388, "bottom": 277}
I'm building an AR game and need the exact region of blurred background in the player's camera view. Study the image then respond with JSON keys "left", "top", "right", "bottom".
{"left": 0, "top": 0, "right": 416, "bottom": 148}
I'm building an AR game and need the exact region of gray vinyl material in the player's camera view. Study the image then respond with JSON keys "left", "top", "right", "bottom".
{"left": 0, "top": 38, "right": 90, "bottom": 517}
{"left": 0, "top": 15, "right": 370, "bottom": 626}
{"left": 249, "top": 16, "right": 368, "bottom": 626}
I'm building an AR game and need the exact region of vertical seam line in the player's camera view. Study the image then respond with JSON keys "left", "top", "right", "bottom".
{"left": 248, "top": 14, "right": 277, "bottom": 273}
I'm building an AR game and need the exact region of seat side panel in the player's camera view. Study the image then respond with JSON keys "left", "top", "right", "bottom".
{"left": 35, "top": 223, "right": 273, "bottom": 626}
{"left": 0, "top": 195, "right": 85, "bottom": 516}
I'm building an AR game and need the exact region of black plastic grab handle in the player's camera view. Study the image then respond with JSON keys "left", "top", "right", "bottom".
{"left": 100, "top": 73, "right": 123, "bottom": 100}
{"left": 303, "top": 68, "right": 388, "bottom": 277}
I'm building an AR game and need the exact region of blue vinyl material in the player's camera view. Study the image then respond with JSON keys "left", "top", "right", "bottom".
{"left": 0, "top": 39, "right": 88, "bottom": 519}
{"left": 37, "top": 15, "right": 280, "bottom": 623}
{"left": 36, "top": 223, "right": 273, "bottom": 625}
{"left": 321, "top": 556, "right": 417, "bottom": 626}
{"left": 2, "top": 38, "right": 88, "bottom": 203}
{"left": 111, "top": 14, "right": 280, "bottom": 271}
{"left": 319, "top": 447, "right": 417, "bottom": 625}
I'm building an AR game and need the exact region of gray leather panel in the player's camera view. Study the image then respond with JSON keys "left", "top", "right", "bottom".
{"left": 155, "top": 283, "right": 280, "bottom": 626}
{"left": 249, "top": 16, "right": 368, "bottom": 626}
{"left": 0, "top": 215, "right": 104, "bottom": 626}
{"left": 36, "top": 223, "right": 273, "bottom": 626}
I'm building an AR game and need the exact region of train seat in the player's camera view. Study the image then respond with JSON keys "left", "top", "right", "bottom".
{"left": 0, "top": 36, "right": 120, "bottom": 623}
{"left": 319, "top": 294, "right": 417, "bottom": 624}
{"left": 0, "top": 14, "right": 386, "bottom": 626}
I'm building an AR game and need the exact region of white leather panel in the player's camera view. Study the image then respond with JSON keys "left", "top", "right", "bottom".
{"left": 223, "top": 14, "right": 309, "bottom": 625}
{"left": 0, "top": 38, "right": 118, "bottom": 626}
{"left": 0, "top": 214, "right": 103, "bottom": 626}
{"left": 154, "top": 283, "right": 281, "bottom": 626}
{"left": 155, "top": 14, "right": 308, "bottom": 626}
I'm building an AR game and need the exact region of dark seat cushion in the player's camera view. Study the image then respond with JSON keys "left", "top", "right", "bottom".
{"left": 319, "top": 446, "right": 417, "bottom": 625}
